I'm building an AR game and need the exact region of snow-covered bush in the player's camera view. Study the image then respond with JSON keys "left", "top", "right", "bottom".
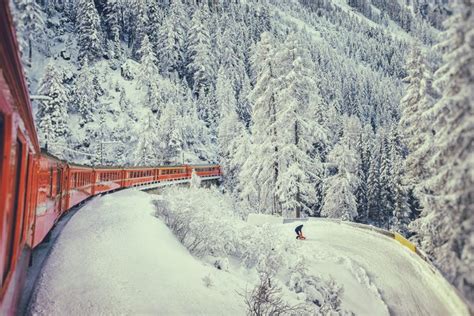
{"left": 190, "top": 169, "right": 201, "bottom": 188}
{"left": 243, "top": 269, "right": 307, "bottom": 316}
{"left": 154, "top": 187, "right": 239, "bottom": 258}
{"left": 288, "top": 259, "right": 346, "bottom": 315}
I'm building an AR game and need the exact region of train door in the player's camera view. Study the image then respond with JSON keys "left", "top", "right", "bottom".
{"left": 1, "top": 134, "right": 29, "bottom": 288}
{"left": 60, "top": 166, "right": 67, "bottom": 214}
{"left": 55, "top": 165, "right": 62, "bottom": 215}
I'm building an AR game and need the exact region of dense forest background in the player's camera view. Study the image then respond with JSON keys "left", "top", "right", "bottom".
{"left": 11, "top": 0, "right": 472, "bottom": 306}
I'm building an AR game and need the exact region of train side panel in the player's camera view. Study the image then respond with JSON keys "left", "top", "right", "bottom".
{"left": 157, "top": 167, "right": 188, "bottom": 182}
{"left": 94, "top": 169, "right": 123, "bottom": 194}
{"left": 124, "top": 168, "right": 155, "bottom": 187}
{"left": 32, "top": 156, "right": 67, "bottom": 248}
{"left": 67, "top": 166, "right": 94, "bottom": 209}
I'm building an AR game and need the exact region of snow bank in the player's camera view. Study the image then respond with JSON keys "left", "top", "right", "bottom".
{"left": 247, "top": 213, "right": 283, "bottom": 225}
{"left": 29, "top": 190, "right": 246, "bottom": 315}
{"left": 29, "top": 188, "right": 469, "bottom": 315}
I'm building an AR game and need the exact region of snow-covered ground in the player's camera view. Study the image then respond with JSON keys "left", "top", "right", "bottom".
{"left": 28, "top": 190, "right": 468, "bottom": 315}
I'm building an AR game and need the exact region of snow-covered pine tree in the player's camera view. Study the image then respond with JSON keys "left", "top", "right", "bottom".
{"left": 157, "top": 99, "right": 183, "bottom": 163}
{"left": 378, "top": 132, "right": 394, "bottom": 229}
{"left": 134, "top": 112, "right": 159, "bottom": 166}
{"left": 103, "top": 0, "right": 121, "bottom": 59}
{"left": 321, "top": 116, "right": 360, "bottom": 221}
{"left": 76, "top": 0, "right": 102, "bottom": 65}
{"left": 187, "top": 4, "right": 216, "bottom": 95}
{"left": 321, "top": 171, "right": 358, "bottom": 221}
{"left": 216, "top": 67, "right": 245, "bottom": 192}
{"left": 355, "top": 124, "right": 374, "bottom": 223}
{"left": 399, "top": 44, "right": 437, "bottom": 191}
{"left": 73, "top": 60, "right": 97, "bottom": 127}
{"left": 36, "top": 63, "right": 70, "bottom": 155}
{"left": 137, "top": 34, "right": 158, "bottom": 90}
{"left": 241, "top": 32, "right": 280, "bottom": 214}
{"left": 411, "top": 1, "right": 474, "bottom": 304}
{"left": 196, "top": 86, "right": 219, "bottom": 137}
{"left": 129, "top": 0, "right": 148, "bottom": 59}
{"left": 156, "top": 0, "right": 188, "bottom": 77}
{"left": 273, "top": 33, "right": 324, "bottom": 218}
{"left": 13, "top": 0, "right": 44, "bottom": 66}
{"left": 366, "top": 135, "right": 382, "bottom": 225}
{"left": 390, "top": 156, "right": 411, "bottom": 236}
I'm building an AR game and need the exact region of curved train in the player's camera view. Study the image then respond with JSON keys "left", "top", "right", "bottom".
{"left": 0, "top": 4, "right": 220, "bottom": 314}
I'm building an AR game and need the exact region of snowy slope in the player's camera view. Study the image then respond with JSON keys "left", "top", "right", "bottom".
{"left": 29, "top": 191, "right": 247, "bottom": 315}
{"left": 28, "top": 190, "right": 468, "bottom": 315}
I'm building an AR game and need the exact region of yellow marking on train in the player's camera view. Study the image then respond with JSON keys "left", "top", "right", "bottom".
{"left": 394, "top": 232, "right": 416, "bottom": 252}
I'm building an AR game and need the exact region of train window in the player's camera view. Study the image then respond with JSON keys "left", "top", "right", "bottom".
{"left": 19, "top": 154, "right": 30, "bottom": 242}
{"left": 57, "top": 168, "right": 61, "bottom": 194}
{"left": 2, "top": 140, "right": 24, "bottom": 283}
{"left": 49, "top": 167, "right": 53, "bottom": 197}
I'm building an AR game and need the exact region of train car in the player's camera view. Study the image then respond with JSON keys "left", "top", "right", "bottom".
{"left": 158, "top": 166, "right": 188, "bottom": 182}
{"left": 67, "top": 165, "right": 95, "bottom": 209}
{"left": 32, "top": 152, "right": 68, "bottom": 248}
{"left": 93, "top": 167, "right": 124, "bottom": 195}
{"left": 190, "top": 165, "right": 222, "bottom": 178}
{"left": 123, "top": 167, "right": 156, "bottom": 187}
{"left": 0, "top": 3, "right": 40, "bottom": 314}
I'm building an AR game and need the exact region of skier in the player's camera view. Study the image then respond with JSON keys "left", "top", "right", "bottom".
{"left": 295, "top": 224, "right": 305, "bottom": 240}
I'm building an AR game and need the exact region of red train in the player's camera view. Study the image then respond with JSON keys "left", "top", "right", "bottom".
{"left": 0, "top": 4, "right": 221, "bottom": 314}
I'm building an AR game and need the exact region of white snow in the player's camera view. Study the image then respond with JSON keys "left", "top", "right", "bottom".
{"left": 29, "top": 190, "right": 469, "bottom": 315}
{"left": 29, "top": 190, "right": 247, "bottom": 315}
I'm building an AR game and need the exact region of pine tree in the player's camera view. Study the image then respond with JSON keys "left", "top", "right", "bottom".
{"left": 366, "top": 137, "right": 382, "bottom": 225}
{"left": 14, "top": 0, "right": 44, "bottom": 66}
{"left": 321, "top": 117, "right": 360, "bottom": 221}
{"left": 134, "top": 112, "right": 159, "bottom": 166}
{"left": 216, "top": 69, "right": 244, "bottom": 191}
{"left": 138, "top": 35, "right": 159, "bottom": 90}
{"left": 156, "top": 0, "right": 188, "bottom": 77}
{"left": 36, "top": 64, "right": 70, "bottom": 154}
{"left": 103, "top": 0, "right": 121, "bottom": 58}
{"left": 187, "top": 5, "right": 216, "bottom": 95}
{"left": 76, "top": 0, "right": 102, "bottom": 65}
{"left": 273, "top": 33, "right": 326, "bottom": 218}
{"left": 74, "top": 61, "right": 98, "bottom": 126}
{"left": 242, "top": 32, "right": 280, "bottom": 214}
{"left": 379, "top": 133, "right": 394, "bottom": 229}
{"left": 216, "top": 67, "right": 243, "bottom": 186}
{"left": 399, "top": 45, "right": 437, "bottom": 190}
{"left": 411, "top": 1, "right": 474, "bottom": 304}
{"left": 321, "top": 172, "right": 358, "bottom": 221}
{"left": 355, "top": 124, "right": 374, "bottom": 223}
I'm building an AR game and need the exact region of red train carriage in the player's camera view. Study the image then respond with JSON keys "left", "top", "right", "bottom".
{"left": 123, "top": 167, "right": 156, "bottom": 187}
{"left": 94, "top": 168, "right": 124, "bottom": 194}
{"left": 0, "top": 3, "right": 40, "bottom": 313}
{"left": 190, "top": 165, "right": 222, "bottom": 178}
{"left": 67, "top": 165, "right": 95, "bottom": 209}
{"left": 32, "top": 152, "right": 68, "bottom": 248}
{"left": 158, "top": 166, "right": 188, "bottom": 181}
